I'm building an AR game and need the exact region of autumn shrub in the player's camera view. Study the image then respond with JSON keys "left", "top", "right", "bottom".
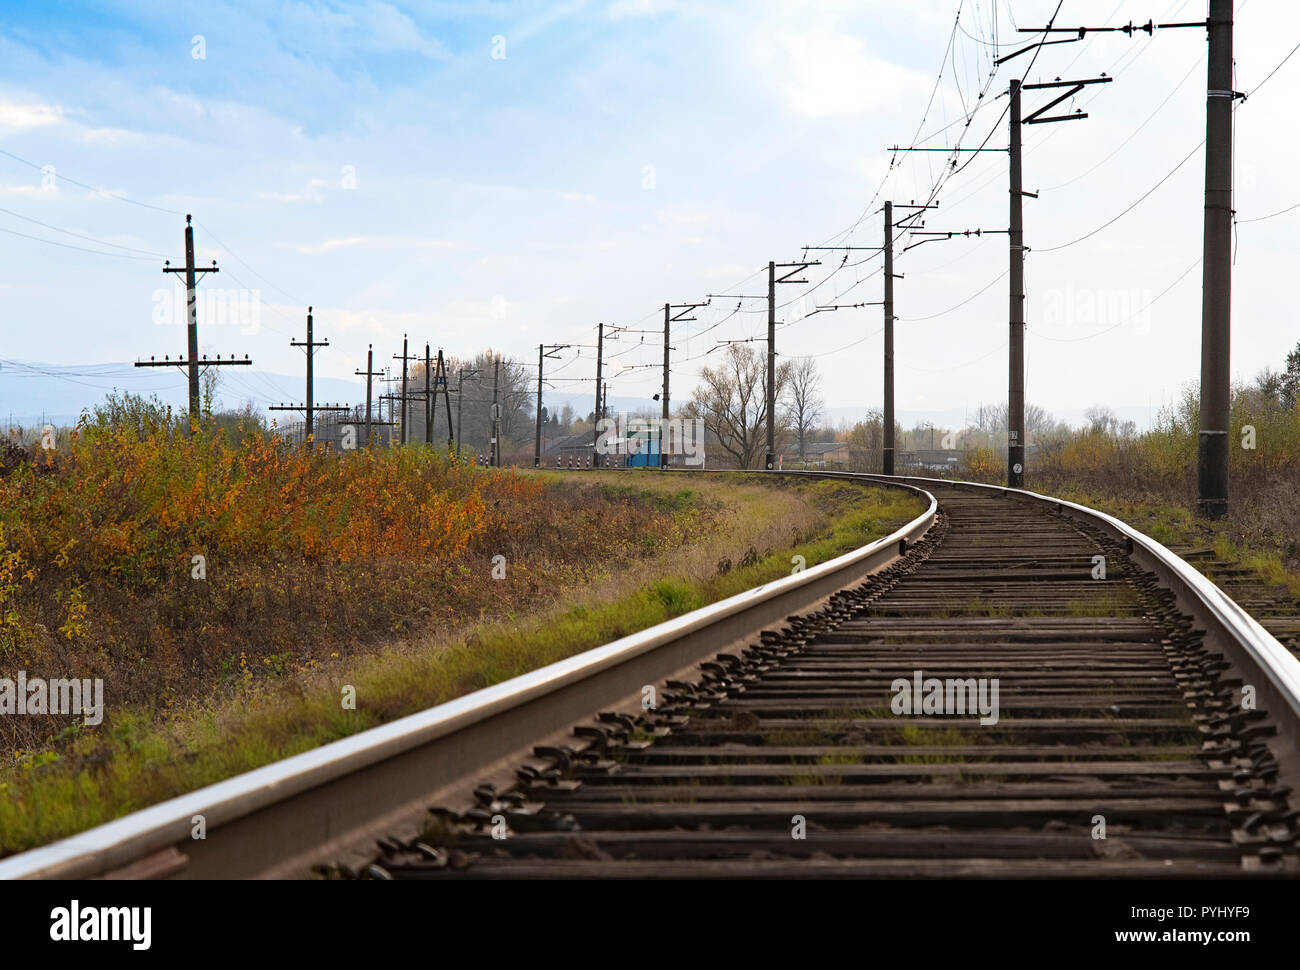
{"left": 0, "top": 419, "right": 703, "bottom": 754}
{"left": 1035, "top": 384, "right": 1300, "bottom": 574}
{"left": 960, "top": 447, "right": 1001, "bottom": 483}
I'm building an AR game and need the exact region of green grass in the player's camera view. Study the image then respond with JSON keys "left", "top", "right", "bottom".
{"left": 788, "top": 752, "right": 861, "bottom": 787}
{"left": 965, "top": 597, "right": 1014, "bottom": 618}
{"left": 1044, "top": 489, "right": 1300, "bottom": 599}
{"left": 1064, "top": 588, "right": 1138, "bottom": 617}
{"left": 897, "top": 724, "right": 971, "bottom": 764}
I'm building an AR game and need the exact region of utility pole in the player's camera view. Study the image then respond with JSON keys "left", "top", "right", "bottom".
{"left": 536, "top": 344, "right": 544, "bottom": 467}
{"left": 988, "top": 10, "right": 1112, "bottom": 487}
{"left": 766, "top": 261, "right": 775, "bottom": 470}
{"left": 879, "top": 201, "right": 938, "bottom": 473}
{"left": 1013, "top": 3, "right": 1226, "bottom": 512}
{"left": 1198, "top": 0, "right": 1233, "bottom": 518}
{"left": 457, "top": 368, "right": 465, "bottom": 458}
{"left": 268, "top": 306, "right": 347, "bottom": 447}
{"left": 135, "top": 214, "right": 250, "bottom": 432}
{"left": 534, "top": 344, "right": 569, "bottom": 467}
{"left": 491, "top": 355, "right": 501, "bottom": 467}
{"left": 1006, "top": 73, "right": 1110, "bottom": 487}
{"left": 434, "top": 350, "right": 454, "bottom": 448}
{"left": 174, "top": 214, "right": 214, "bottom": 426}
{"left": 592, "top": 322, "right": 604, "bottom": 468}
{"left": 393, "top": 335, "right": 418, "bottom": 446}
{"left": 763, "top": 260, "right": 819, "bottom": 470}
{"left": 883, "top": 204, "right": 896, "bottom": 475}
{"left": 424, "top": 344, "right": 433, "bottom": 445}
{"left": 664, "top": 304, "right": 672, "bottom": 468}
{"left": 803, "top": 244, "right": 894, "bottom": 474}
{"left": 298, "top": 307, "right": 328, "bottom": 446}
{"left": 661, "top": 301, "right": 706, "bottom": 469}
{"left": 301, "top": 308, "right": 320, "bottom": 445}
{"left": 355, "top": 345, "right": 384, "bottom": 447}
{"left": 386, "top": 344, "right": 424, "bottom": 447}
{"left": 455, "top": 366, "right": 481, "bottom": 459}
{"left": 429, "top": 351, "right": 442, "bottom": 446}
{"left": 1008, "top": 79, "right": 1026, "bottom": 489}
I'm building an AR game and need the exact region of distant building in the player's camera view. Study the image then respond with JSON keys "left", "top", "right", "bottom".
{"left": 797, "top": 441, "right": 850, "bottom": 467}
{"left": 541, "top": 433, "right": 593, "bottom": 457}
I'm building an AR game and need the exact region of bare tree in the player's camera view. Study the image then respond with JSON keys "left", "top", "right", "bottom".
{"left": 783, "top": 356, "right": 824, "bottom": 459}
{"left": 1084, "top": 405, "right": 1120, "bottom": 435}
{"left": 846, "top": 409, "right": 884, "bottom": 471}
{"left": 973, "top": 401, "right": 1057, "bottom": 440}
{"left": 1251, "top": 367, "right": 1286, "bottom": 411}
{"left": 403, "top": 349, "right": 532, "bottom": 453}
{"left": 684, "top": 343, "right": 791, "bottom": 469}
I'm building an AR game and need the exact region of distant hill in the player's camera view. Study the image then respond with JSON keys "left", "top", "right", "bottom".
{"left": 819, "top": 404, "right": 1161, "bottom": 434}
{"left": 1, "top": 360, "right": 1161, "bottom": 434}
{"left": 0, "top": 360, "right": 365, "bottom": 429}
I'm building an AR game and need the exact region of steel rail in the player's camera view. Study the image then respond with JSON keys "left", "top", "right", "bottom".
{"left": 0, "top": 476, "right": 937, "bottom": 880}
{"left": 852, "top": 472, "right": 1300, "bottom": 800}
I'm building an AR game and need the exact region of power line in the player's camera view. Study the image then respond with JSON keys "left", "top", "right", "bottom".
{"left": 1237, "top": 201, "right": 1300, "bottom": 224}
{"left": 1042, "top": 52, "right": 1204, "bottom": 191}
{"left": 899, "top": 269, "right": 1008, "bottom": 321}
{"left": 1244, "top": 38, "right": 1300, "bottom": 94}
{"left": 0, "top": 206, "right": 168, "bottom": 257}
{"left": 1030, "top": 256, "right": 1200, "bottom": 343}
{"left": 193, "top": 219, "right": 308, "bottom": 309}
{"left": 0, "top": 147, "right": 183, "bottom": 215}
{"left": 0, "top": 223, "right": 156, "bottom": 260}
{"left": 787, "top": 326, "right": 884, "bottom": 360}
{"left": 1037, "top": 139, "right": 1204, "bottom": 253}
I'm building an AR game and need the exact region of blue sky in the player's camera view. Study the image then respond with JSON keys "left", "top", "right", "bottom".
{"left": 1, "top": 1, "right": 1298, "bottom": 429}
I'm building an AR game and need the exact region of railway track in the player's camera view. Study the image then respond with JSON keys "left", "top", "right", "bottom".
{"left": 3, "top": 474, "right": 1298, "bottom": 880}
{"left": 347, "top": 485, "right": 1299, "bottom": 878}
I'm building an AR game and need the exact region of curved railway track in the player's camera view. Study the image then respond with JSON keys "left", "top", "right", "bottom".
{"left": 350, "top": 484, "right": 1299, "bottom": 879}
{"left": 3, "top": 473, "right": 1298, "bottom": 880}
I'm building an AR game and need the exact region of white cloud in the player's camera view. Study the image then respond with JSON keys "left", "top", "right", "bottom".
{"left": 703, "top": 263, "right": 753, "bottom": 280}
{"left": 80, "top": 127, "right": 133, "bottom": 145}
{"left": 607, "top": 0, "right": 682, "bottom": 18}
{"left": 259, "top": 178, "right": 329, "bottom": 204}
{"left": 291, "top": 235, "right": 463, "bottom": 254}
{"left": 658, "top": 205, "right": 713, "bottom": 227}
{"left": 770, "top": 32, "right": 930, "bottom": 118}
{"left": 277, "top": 1, "right": 447, "bottom": 59}
{"left": 0, "top": 102, "right": 63, "bottom": 128}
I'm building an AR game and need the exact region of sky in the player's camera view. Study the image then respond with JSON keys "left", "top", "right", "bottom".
{"left": 0, "top": 0, "right": 1297, "bottom": 430}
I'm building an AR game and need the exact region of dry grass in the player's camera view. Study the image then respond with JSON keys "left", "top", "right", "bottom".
{"left": 0, "top": 470, "right": 923, "bottom": 855}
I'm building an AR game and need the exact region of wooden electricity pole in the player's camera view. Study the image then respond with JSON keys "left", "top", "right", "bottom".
{"left": 355, "top": 345, "right": 384, "bottom": 447}
{"left": 135, "top": 214, "right": 250, "bottom": 431}
{"left": 268, "top": 306, "right": 347, "bottom": 446}
{"left": 1197, "top": 0, "right": 1234, "bottom": 518}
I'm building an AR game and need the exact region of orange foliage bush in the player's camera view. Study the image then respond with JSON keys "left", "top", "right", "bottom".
{"left": 0, "top": 421, "right": 691, "bottom": 754}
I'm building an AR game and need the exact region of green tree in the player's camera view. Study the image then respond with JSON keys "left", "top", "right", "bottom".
{"left": 1282, "top": 341, "right": 1300, "bottom": 410}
